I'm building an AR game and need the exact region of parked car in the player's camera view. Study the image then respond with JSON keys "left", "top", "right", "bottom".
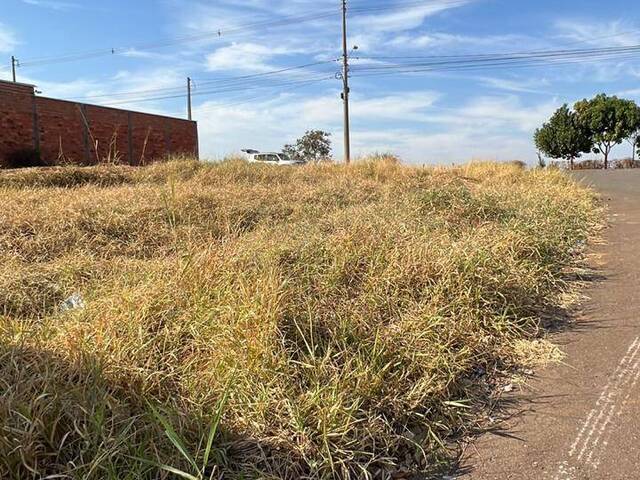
{"left": 241, "top": 149, "right": 306, "bottom": 166}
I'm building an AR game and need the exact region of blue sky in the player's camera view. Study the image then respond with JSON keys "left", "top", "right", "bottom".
{"left": 1, "top": 0, "right": 639, "bottom": 164}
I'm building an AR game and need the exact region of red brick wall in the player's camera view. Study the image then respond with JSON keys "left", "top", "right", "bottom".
{"left": 0, "top": 82, "right": 37, "bottom": 165}
{"left": 0, "top": 80, "right": 198, "bottom": 167}
{"left": 36, "top": 97, "right": 88, "bottom": 164}
{"left": 85, "top": 104, "right": 130, "bottom": 165}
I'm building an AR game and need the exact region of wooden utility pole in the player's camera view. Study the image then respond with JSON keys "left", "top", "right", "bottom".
{"left": 11, "top": 56, "right": 17, "bottom": 83}
{"left": 341, "top": 0, "right": 351, "bottom": 164}
{"left": 187, "top": 77, "right": 193, "bottom": 121}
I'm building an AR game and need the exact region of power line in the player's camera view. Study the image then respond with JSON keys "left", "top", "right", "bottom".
{"left": 351, "top": 44, "right": 640, "bottom": 73}
{"left": 11, "top": 1, "right": 640, "bottom": 118}
{"left": 351, "top": 56, "right": 640, "bottom": 78}
{"left": 100, "top": 75, "right": 336, "bottom": 107}
{"left": 350, "top": 49, "right": 640, "bottom": 78}
{"left": 164, "top": 76, "right": 335, "bottom": 118}
{"left": 17, "top": 10, "right": 341, "bottom": 67}
{"left": 352, "top": 57, "right": 640, "bottom": 79}
{"left": 13, "top": 44, "right": 637, "bottom": 108}
{"left": 14, "top": 0, "right": 472, "bottom": 69}
{"left": 358, "top": 29, "right": 640, "bottom": 63}
{"left": 69, "top": 60, "right": 338, "bottom": 101}
{"left": 189, "top": 60, "right": 339, "bottom": 85}
{"left": 356, "top": 43, "right": 640, "bottom": 62}
{"left": 187, "top": 76, "right": 335, "bottom": 116}
{"left": 11, "top": 45, "right": 640, "bottom": 107}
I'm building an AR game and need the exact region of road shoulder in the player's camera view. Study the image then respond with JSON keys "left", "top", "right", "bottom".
{"left": 457, "top": 170, "right": 640, "bottom": 480}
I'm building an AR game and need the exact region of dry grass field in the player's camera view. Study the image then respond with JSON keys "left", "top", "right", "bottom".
{"left": 0, "top": 158, "right": 599, "bottom": 479}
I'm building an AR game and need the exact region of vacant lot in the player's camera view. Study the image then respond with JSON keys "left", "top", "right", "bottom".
{"left": 0, "top": 159, "right": 598, "bottom": 479}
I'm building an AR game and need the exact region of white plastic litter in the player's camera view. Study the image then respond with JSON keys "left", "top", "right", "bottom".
{"left": 60, "top": 293, "right": 85, "bottom": 312}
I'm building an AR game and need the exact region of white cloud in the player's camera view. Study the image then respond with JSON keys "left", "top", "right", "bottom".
{"left": 91, "top": 69, "right": 189, "bottom": 115}
{"left": 348, "top": 96, "right": 560, "bottom": 163}
{"left": 352, "top": 92, "right": 441, "bottom": 120}
{"left": 9, "top": 69, "right": 559, "bottom": 166}
{"left": 289, "top": 91, "right": 440, "bottom": 124}
{"left": 205, "top": 42, "right": 302, "bottom": 72}
{"left": 119, "top": 49, "right": 174, "bottom": 60}
{"left": 388, "top": 32, "right": 529, "bottom": 50}
{"left": 352, "top": 1, "right": 474, "bottom": 34}
{"left": 351, "top": 128, "right": 536, "bottom": 164}
{"left": 192, "top": 88, "right": 559, "bottom": 165}
{"left": 618, "top": 88, "right": 640, "bottom": 98}
{"left": 453, "top": 95, "right": 557, "bottom": 132}
{"left": 0, "top": 23, "right": 17, "bottom": 54}
{"left": 12, "top": 67, "right": 188, "bottom": 117}
{"left": 477, "top": 76, "right": 552, "bottom": 94}
{"left": 12, "top": 0, "right": 633, "bottom": 167}
{"left": 554, "top": 19, "right": 640, "bottom": 47}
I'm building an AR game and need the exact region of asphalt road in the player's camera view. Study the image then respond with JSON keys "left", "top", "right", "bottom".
{"left": 457, "top": 170, "right": 640, "bottom": 480}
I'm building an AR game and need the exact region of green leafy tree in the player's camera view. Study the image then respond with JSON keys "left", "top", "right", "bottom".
{"left": 282, "top": 144, "right": 297, "bottom": 160}
{"left": 626, "top": 103, "right": 640, "bottom": 161}
{"left": 283, "top": 130, "right": 332, "bottom": 162}
{"left": 574, "top": 94, "right": 639, "bottom": 169}
{"left": 628, "top": 129, "right": 640, "bottom": 162}
{"left": 534, "top": 104, "right": 592, "bottom": 170}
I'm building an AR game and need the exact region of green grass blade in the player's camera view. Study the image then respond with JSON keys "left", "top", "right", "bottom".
{"left": 203, "top": 376, "right": 233, "bottom": 469}
{"left": 131, "top": 455, "right": 200, "bottom": 480}
{"left": 148, "top": 403, "right": 200, "bottom": 474}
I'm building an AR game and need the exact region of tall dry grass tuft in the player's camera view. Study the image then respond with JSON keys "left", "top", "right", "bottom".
{"left": 0, "top": 158, "right": 599, "bottom": 479}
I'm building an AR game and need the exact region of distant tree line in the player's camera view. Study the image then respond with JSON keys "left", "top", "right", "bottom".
{"left": 535, "top": 94, "right": 640, "bottom": 169}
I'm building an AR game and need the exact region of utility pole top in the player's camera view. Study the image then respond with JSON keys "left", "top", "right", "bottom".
{"left": 11, "top": 56, "right": 17, "bottom": 83}
{"left": 187, "top": 77, "right": 193, "bottom": 121}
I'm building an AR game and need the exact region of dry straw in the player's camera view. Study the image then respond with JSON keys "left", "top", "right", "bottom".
{"left": 0, "top": 157, "right": 599, "bottom": 479}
